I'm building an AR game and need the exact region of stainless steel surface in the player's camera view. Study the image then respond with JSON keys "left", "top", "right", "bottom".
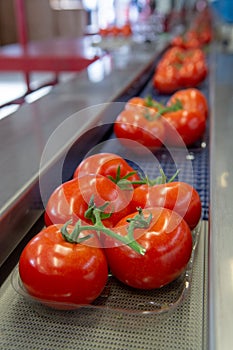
{"left": 209, "top": 45, "right": 233, "bottom": 350}
{"left": 0, "top": 38, "right": 167, "bottom": 267}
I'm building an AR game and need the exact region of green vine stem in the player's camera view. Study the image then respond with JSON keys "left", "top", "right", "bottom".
{"left": 144, "top": 96, "right": 164, "bottom": 110}
{"left": 128, "top": 167, "right": 180, "bottom": 186}
{"left": 105, "top": 165, "right": 180, "bottom": 188}
{"left": 142, "top": 96, "right": 183, "bottom": 121}
{"left": 107, "top": 166, "right": 137, "bottom": 190}
{"left": 61, "top": 207, "right": 151, "bottom": 255}
{"left": 154, "top": 98, "right": 183, "bottom": 119}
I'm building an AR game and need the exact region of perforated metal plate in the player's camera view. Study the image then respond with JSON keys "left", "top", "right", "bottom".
{"left": 0, "top": 131, "right": 209, "bottom": 350}
{"left": 0, "top": 221, "right": 208, "bottom": 350}
{"left": 10, "top": 221, "right": 200, "bottom": 314}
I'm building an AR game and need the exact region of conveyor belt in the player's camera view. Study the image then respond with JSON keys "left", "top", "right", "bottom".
{"left": 90, "top": 139, "right": 209, "bottom": 222}
{"left": 0, "top": 41, "right": 211, "bottom": 350}
{"left": 0, "top": 221, "right": 208, "bottom": 350}
{"left": 138, "top": 57, "right": 210, "bottom": 221}
{"left": 93, "top": 54, "right": 210, "bottom": 221}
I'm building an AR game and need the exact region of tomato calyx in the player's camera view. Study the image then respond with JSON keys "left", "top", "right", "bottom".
{"left": 126, "top": 167, "right": 180, "bottom": 187}
{"left": 61, "top": 202, "right": 151, "bottom": 255}
{"left": 85, "top": 196, "right": 112, "bottom": 224}
{"left": 176, "top": 51, "right": 185, "bottom": 61}
{"left": 143, "top": 109, "right": 161, "bottom": 121}
{"left": 140, "top": 98, "right": 183, "bottom": 122}
{"left": 155, "top": 99, "right": 183, "bottom": 117}
{"left": 144, "top": 95, "right": 164, "bottom": 110}
{"left": 61, "top": 220, "right": 93, "bottom": 244}
{"left": 126, "top": 207, "right": 152, "bottom": 230}
{"left": 147, "top": 167, "right": 180, "bottom": 185}
{"left": 107, "top": 166, "right": 137, "bottom": 190}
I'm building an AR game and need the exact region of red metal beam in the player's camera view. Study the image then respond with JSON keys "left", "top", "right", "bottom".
{"left": 14, "top": 0, "right": 28, "bottom": 48}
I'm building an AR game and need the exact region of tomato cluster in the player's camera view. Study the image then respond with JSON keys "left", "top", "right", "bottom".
{"left": 153, "top": 47, "right": 208, "bottom": 94}
{"left": 99, "top": 23, "right": 132, "bottom": 37}
{"left": 171, "top": 7, "right": 212, "bottom": 49}
{"left": 19, "top": 152, "right": 201, "bottom": 308}
{"left": 171, "top": 29, "right": 212, "bottom": 49}
{"left": 114, "top": 88, "right": 208, "bottom": 149}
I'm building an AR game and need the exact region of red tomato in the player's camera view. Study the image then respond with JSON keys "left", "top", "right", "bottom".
{"left": 153, "top": 64, "right": 181, "bottom": 94}
{"left": 162, "top": 108, "right": 206, "bottom": 146}
{"left": 171, "top": 35, "right": 185, "bottom": 48}
{"left": 191, "top": 9, "right": 213, "bottom": 45}
{"left": 73, "top": 152, "right": 141, "bottom": 187}
{"left": 120, "top": 23, "right": 132, "bottom": 37}
{"left": 104, "top": 207, "right": 193, "bottom": 289}
{"left": 182, "top": 31, "right": 202, "bottom": 49}
{"left": 44, "top": 174, "right": 133, "bottom": 228}
{"left": 99, "top": 28, "right": 109, "bottom": 36}
{"left": 153, "top": 47, "right": 207, "bottom": 93}
{"left": 171, "top": 28, "right": 212, "bottom": 49}
{"left": 109, "top": 25, "right": 121, "bottom": 36}
{"left": 183, "top": 49, "right": 208, "bottom": 86}
{"left": 125, "top": 96, "right": 163, "bottom": 112}
{"left": 159, "top": 46, "right": 184, "bottom": 66}
{"left": 199, "top": 28, "right": 212, "bottom": 45}
{"left": 152, "top": 47, "right": 185, "bottom": 94}
{"left": 167, "top": 88, "right": 208, "bottom": 118}
{"left": 19, "top": 224, "right": 108, "bottom": 308}
{"left": 131, "top": 182, "right": 201, "bottom": 229}
{"left": 125, "top": 96, "right": 147, "bottom": 110}
{"left": 185, "top": 48, "right": 206, "bottom": 64}
{"left": 178, "top": 59, "right": 207, "bottom": 88}
{"left": 114, "top": 107, "right": 165, "bottom": 152}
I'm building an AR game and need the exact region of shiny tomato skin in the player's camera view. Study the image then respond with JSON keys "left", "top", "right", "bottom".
{"left": 125, "top": 97, "right": 146, "bottom": 109}
{"left": 182, "top": 31, "right": 202, "bottom": 49}
{"left": 171, "top": 32, "right": 202, "bottom": 49}
{"left": 125, "top": 97, "right": 162, "bottom": 113}
{"left": 131, "top": 182, "right": 201, "bottom": 229}
{"left": 182, "top": 49, "right": 208, "bottom": 86}
{"left": 73, "top": 153, "right": 141, "bottom": 186}
{"left": 19, "top": 224, "right": 108, "bottom": 307}
{"left": 160, "top": 46, "right": 184, "bottom": 65}
{"left": 44, "top": 174, "right": 133, "bottom": 228}
{"left": 114, "top": 108, "right": 165, "bottom": 152}
{"left": 187, "top": 48, "right": 206, "bottom": 63}
{"left": 153, "top": 47, "right": 207, "bottom": 93}
{"left": 167, "top": 88, "right": 208, "bottom": 118}
{"left": 199, "top": 28, "right": 212, "bottom": 45}
{"left": 172, "top": 29, "right": 212, "bottom": 49}
{"left": 104, "top": 208, "right": 193, "bottom": 289}
{"left": 162, "top": 109, "right": 206, "bottom": 146}
{"left": 171, "top": 35, "right": 185, "bottom": 48}
{"left": 121, "top": 23, "right": 132, "bottom": 37}
{"left": 153, "top": 64, "right": 180, "bottom": 94}
{"left": 178, "top": 59, "right": 207, "bottom": 88}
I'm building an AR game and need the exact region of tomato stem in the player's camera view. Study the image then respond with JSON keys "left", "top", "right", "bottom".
{"left": 61, "top": 207, "right": 150, "bottom": 255}
{"left": 126, "top": 208, "right": 152, "bottom": 242}
{"left": 144, "top": 95, "right": 164, "bottom": 110}
{"left": 92, "top": 208, "right": 147, "bottom": 255}
{"left": 107, "top": 166, "right": 137, "bottom": 190}
{"left": 142, "top": 98, "right": 183, "bottom": 121}
{"left": 85, "top": 195, "right": 112, "bottom": 224}
{"left": 155, "top": 98, "right": 183, "bottom": 117}
{"left": 128, "top": 168, "right": 180, "bottom": 186}
{"left": 61, "top": 220, "right": 93, "bottom": 243}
